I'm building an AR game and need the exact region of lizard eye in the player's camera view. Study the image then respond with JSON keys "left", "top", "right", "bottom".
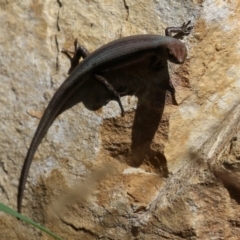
{"left": 168, "top": 50, "right": 174, "bottom": 57}
{"left": 168, "top": 49, "right": 179, "bottom": 63}
{"left": 168, "top": 50, "right": 175, "bottom": 59}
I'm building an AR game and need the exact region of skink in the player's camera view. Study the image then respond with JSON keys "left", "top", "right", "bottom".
{"left": 18, "top": 21, "right": 192, "bottom": 213}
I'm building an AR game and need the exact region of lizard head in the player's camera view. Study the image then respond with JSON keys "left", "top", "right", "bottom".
{"left": 166, "top": 39, "right": 187, "bottom": 64}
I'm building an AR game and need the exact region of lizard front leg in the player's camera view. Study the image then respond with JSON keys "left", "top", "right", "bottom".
{"left": 63, "top": 40, "right": 125, "bottom": 116}
{"left": 165, "top": 20, "right": 193, "bottom": 37}
{"left": 62, "top": 39, "right": 90, "bottom": 74}
{"left": 162, "top": 21, "right": 193, "bottom": 105}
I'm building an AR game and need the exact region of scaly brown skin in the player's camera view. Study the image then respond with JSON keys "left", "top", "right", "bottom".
{"left": 17, "top": 21, "right": 193, "bottom": 213}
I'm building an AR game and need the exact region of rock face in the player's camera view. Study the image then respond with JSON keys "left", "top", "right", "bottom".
{"left": 1, "top": 0, "right": 240, "bottom": 239}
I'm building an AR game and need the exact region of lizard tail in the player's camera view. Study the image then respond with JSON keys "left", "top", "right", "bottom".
{"left": 17, "top": 73, "right": 88, "bottom": 213}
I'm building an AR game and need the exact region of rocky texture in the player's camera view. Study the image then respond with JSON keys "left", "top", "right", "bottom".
{"left": 1, "top": 0, "right": 240, "bottom": 239}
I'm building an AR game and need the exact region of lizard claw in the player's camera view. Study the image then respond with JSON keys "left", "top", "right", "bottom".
{"left": 165, "top": 20, "right": 193, "bottom": 37}
{"left": 181, "top": 20, "right": 193, "bottom": 35}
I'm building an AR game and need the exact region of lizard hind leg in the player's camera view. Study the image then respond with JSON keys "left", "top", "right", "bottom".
{"left": 94, "top": 74, "right": 125, "bottom": 117}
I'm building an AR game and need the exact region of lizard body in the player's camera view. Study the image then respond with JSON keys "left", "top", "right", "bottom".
{"left": 18, "top": 22, "right": 192, "bottom": 213}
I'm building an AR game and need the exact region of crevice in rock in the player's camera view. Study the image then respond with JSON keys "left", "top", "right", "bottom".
{"left": 151, "top": 220, "right": 196, "bottom": 239}
{"left": 56, "top": 0, "right": 62, "bottom": 31}
{"left": 122, "top": 0, "right": 129, "bottom": 20}
{"left": 229, "top": 220, "right": 240, "bottom": 228}
{"left": 0, "top": 185, "right": 8, "bottom": 198}
{"left": 131, "top": 226, "right": 139, "bottom": 237}
{"left": 172, "top": 228, "right": 197, "bottom": 238}
{"left": 55, "top": 35, "right": 59, "bottom": 71}
{"left": 55, "top": 0, "right": 62, "bottom": 73}
{"left": 56, "top": 0, "right": 62, "bottom": 8}
{"left": 61, "top": 218, "right": 103, "bottom": 238}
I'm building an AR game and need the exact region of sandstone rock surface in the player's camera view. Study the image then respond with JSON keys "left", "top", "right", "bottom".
{"left": 1, "top": 0, "right": 240, "bottom": 239}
